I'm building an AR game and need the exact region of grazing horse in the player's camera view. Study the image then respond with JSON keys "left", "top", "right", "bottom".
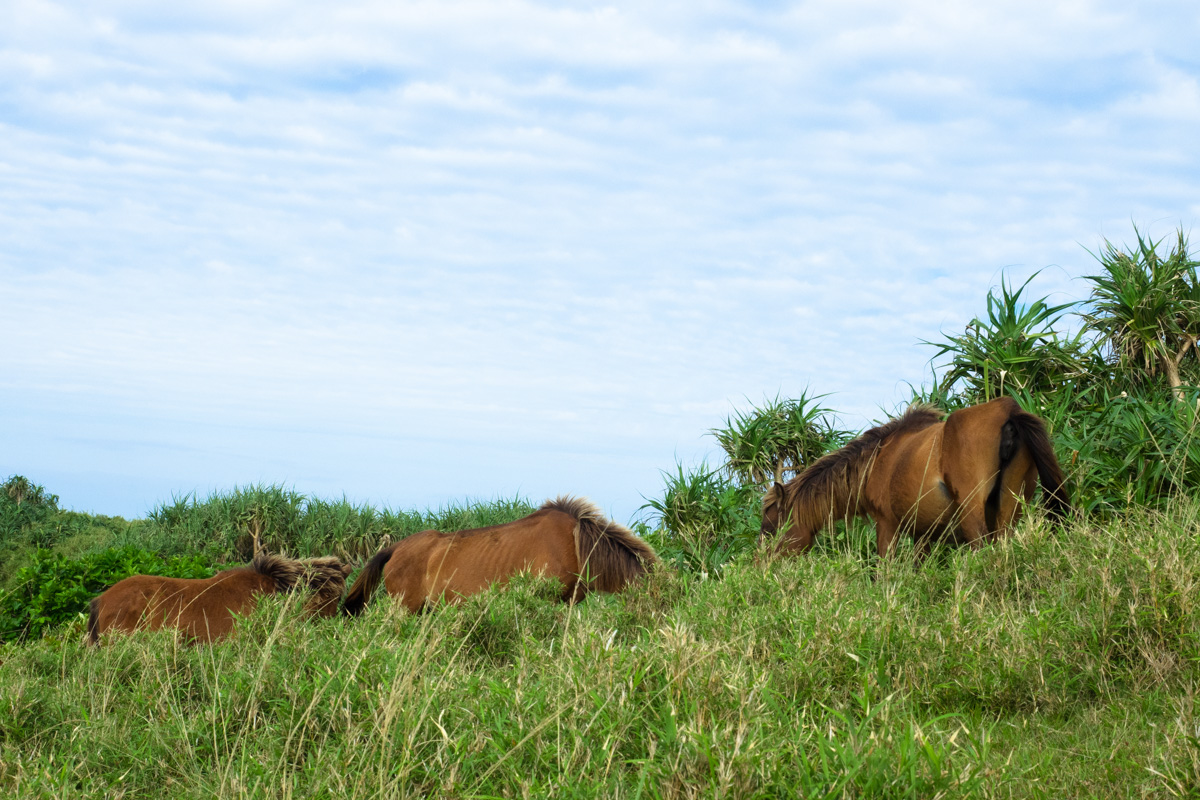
{"left": 88, "top": 553, "right": 352, "bottom": 644}
{"left": 341, "top": 496, "right": 657, "bottom": 615}
{"left": 761, "top": 396, "right": 1070, "bottom": 558}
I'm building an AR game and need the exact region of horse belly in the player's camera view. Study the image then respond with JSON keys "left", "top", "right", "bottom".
{"left": 421, "top": 542, "right": 506, "bottom": 606}
{"left": 171, "top": 578, "right": 261, "bottom": 642}
{"left": 908, "top": 482, "right": 959, "bottom": 538}
{"left": 878, "top": 431, "right": 953, "bottom": 536}
{"left": 180, "top": 592, "right": 251, "bottom": 642}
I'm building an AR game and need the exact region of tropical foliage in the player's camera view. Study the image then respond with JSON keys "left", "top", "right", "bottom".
{"left": 710, "top": 391, "right": 848, "bottom": 486}
{"left": 925, "top": 273, "right": 1094, "bottom": 401}
{"left": 1082, "top": 227, "right": 1200, "bottom": 400}
{"left": 639, "top": 465, "right": 760, "bottom": 577}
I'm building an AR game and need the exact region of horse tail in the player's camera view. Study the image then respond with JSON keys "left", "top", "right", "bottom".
{"left": 87, "top": 596, "right": 101, "bottom": 646}
{"left": 1006, "top": 405, "right": 1071, "bottom": 519}
{"left": 542, "top": 496, "right": 657, "bottom": 594}
{"left": 341, "top": 544, "right": 399, "bottom": 616}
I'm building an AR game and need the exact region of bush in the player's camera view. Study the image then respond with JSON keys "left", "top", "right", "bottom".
{"left": 0, "top": 547, "right": 214, "bottom": 642}
{"left": 133, "top": 486, "right": 537, "bottom": 562}
{"left": 711, "top": 391, "right": 848, "bottom": 486}
{"left": 1032, "top": 383, "right": 1200, "bottom": 514}
{"left": 0, "top": 475, "right": 60, "bottom": 548}
{"left": 641, "top": 464, "right": 761, "bottom": 577}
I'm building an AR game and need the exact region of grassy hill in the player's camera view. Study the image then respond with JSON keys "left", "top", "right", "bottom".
{"left": 1, "top": 485, "right": 1197, "bottom": 798}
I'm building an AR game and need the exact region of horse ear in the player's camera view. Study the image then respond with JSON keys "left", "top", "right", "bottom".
{"left": 772, "top": 482, "right": 784, "bottom": 502}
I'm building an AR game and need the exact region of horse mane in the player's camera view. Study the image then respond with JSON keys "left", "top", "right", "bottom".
{"left": 782, "top": 403, "right": 944, "bottom": 532}
{"left": 541, "top": 496, "right": 657, "bottom": 592}
{"left": 251, "top": 552, "right": 350, "bottom": 612}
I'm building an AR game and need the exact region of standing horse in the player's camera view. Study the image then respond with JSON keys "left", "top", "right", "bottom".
{"left": 761, "top": 396, "right": 1069, "bottom": 558}
{"left": 341, "top": 496, "right": 657, "bottom": 615}
{"left": 88, "top": 553, "right": 352, "bottom": 644}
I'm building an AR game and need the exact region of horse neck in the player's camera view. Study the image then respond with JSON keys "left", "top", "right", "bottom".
{"left": 798, "top": 489, "right": 860, "bottom": 534}
{"left": 788, "top": 452, "right": 875, "bottom": 538}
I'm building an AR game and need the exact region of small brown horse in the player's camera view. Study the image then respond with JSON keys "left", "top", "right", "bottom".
{"left": 88, "top": 553, "right": 352, "bottom": 644}
{"left": 761, "top": 396, "right": 1069, "bottom": 558}
{"left": 342, "top": 496, "right": 657, "bottom": 615}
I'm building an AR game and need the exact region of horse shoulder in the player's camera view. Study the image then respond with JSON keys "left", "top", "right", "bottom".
{"left": 527, "top": 509, "right": 576, "bottom": 554}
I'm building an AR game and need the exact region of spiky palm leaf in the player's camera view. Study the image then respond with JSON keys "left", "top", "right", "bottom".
{"left": 926, "top": 273, "right": 1094, "bottom": 403}
{"left": 711, "top": 391, "right": 848, "bottom": 486}
{"left": 1082, "top": 226, "right": 1200, "bottom": 400}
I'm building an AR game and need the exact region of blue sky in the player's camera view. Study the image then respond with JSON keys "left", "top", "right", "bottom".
{"left": 2, "top": 1, "right": 1198, "bottom": 523}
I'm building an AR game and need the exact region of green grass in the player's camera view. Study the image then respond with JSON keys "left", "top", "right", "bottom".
{"left": 2, "top": 499, "right": 1199, "bottom": 797}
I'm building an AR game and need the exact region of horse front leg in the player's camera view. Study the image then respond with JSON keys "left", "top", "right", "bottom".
{"left": 875, "top": 516, "right": 901, "bottom": 559}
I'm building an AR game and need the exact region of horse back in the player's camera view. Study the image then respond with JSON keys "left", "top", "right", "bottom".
{"left": 93, "top": 568, "right": 273, "bottom": 644}
{"left": 389, "top": 511, "right": 580, "bottom": 609}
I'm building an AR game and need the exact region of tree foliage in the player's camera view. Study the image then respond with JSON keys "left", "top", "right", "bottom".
{"left": 1081, "top": 227, "right": 1200, "bottom": 400}
{"left": 926, "top": 274, "right": 1094, "bottom": 401}
{"left": 710, "top": 391, "right": 848, "bottom": 487}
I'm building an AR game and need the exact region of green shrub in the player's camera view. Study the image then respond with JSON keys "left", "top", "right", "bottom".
{"left": 925, "top": 272, "right": 1095, "bottom": 402}
{"left": 711, "top": 391, "right": 848, "bottom": 486}
{"left": 641, "top": 464, "right": 761, "bottom": 577}
{"left": 1031, "top": 383, "right": 1200, "bottom": 513}
{"left": 0, "top": 547, "right": 214, "bottom": 642}
{"left": 130, "top": 486, "right": 536, "bottom": 562}
{"left": 0, "top": 475, "right": 60, "bottom": 548}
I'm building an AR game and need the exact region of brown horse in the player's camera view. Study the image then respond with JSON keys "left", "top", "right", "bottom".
{"left": 761, "top": 396, "right": 1069, "bottom": 558}
{"left": 88, "top": 553, "right": 352, "bottom": 644}
{"left": 342, "top": 496, "right": 657, "bottom": 615}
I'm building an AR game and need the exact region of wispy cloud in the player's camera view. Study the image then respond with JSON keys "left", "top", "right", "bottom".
{"left": 2, "top": 0, "right": 1198, "bottom": 519}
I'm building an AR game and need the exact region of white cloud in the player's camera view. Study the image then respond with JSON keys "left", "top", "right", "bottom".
{"left": 1, "top": 0, "right": 1198, "bottom": 519}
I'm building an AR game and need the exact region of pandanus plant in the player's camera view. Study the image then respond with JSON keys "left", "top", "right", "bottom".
{"left": 925, "top": 273, "right": 1094, "bottom": 405}
{"left": 1081, "top": 227, "right": 1200, "bottom": 403}
{"left": 710, "top": 391, "right": 848, "bottom": 487}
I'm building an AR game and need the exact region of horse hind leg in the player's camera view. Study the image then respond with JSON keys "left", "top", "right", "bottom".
{"left": 953, "top": 482, "right": 991, "bottom": 550}
{"left": 993, "top": 451, "right": 1036, "bottom": 538}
